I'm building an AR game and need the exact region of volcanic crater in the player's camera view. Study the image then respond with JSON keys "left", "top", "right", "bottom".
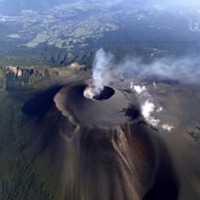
{"left": 54, "top": 83, "right": 138, "bottom": 129}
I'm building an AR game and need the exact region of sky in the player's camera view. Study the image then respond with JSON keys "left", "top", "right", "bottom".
{"left": 1, "top": 0, "right": 200, "bottom": 14}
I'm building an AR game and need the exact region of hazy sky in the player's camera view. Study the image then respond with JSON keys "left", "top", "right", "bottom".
{"left": 1, "top": 0, "right": 200, "bottom": 10}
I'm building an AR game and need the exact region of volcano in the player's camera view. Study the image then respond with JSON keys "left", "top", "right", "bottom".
{"left": 22, "top": 79, "right": 178, "bottom": 200}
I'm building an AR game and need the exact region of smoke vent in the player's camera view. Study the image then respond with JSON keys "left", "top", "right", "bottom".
{"left": 83, "top": 86, "right": 115, "bottom": 101}
{"left": 93, "top": 86, "right": 115, "bottom": 100}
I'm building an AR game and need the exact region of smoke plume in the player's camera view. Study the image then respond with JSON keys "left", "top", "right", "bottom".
{"left": 92, "top": 48, "right": 200, "bottom": 87}
{"left": 91, "top": 48, "right": 200, "bottom": 131}
{"left": 91, "top": 48, "right": 113, "bottom": 95}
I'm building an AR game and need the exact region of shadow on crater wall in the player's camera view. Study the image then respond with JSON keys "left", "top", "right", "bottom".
{"left": 143, "top": 137, "right": 179, "bottom": 200}
{"left": 21, "top": 85, "right": 62, "bottom": 116}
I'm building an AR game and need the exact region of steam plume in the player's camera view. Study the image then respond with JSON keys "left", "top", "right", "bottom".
{"left": 92, "top": 48, "right": 113, "bottom": 94}
{"left": 90, "top": 48, "right": 200, "bottom": 131}
{"left": 91, "top": 48, "right": 200, "bottom": 86}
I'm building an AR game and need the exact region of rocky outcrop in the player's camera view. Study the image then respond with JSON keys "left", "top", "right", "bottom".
{"left": 1, "top": 66, "right": 48, "bottom": 90}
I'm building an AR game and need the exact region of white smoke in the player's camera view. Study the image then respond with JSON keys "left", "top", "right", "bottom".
{"left": 156, "top": 107, "right": 163, "bottom": 113}
{"left": 132, "top": 84, "right": 161, "bottom": 127}
{"left": 90, "top": 48, "right": 200, "bottom": 131}
{"left": 134, "top": 85, "right": 174, "bottom": 131}
{"left": 153, "top": 81, "right": 157, "bottom": 89}
{"left": 141, "top": 100, "right": 160, "bottom": 127}
{"left": 111, "top": 55, "right": 200, "bottom": 85}
{"left": 91, "top": 48, "right": 113, "bottom": 95}
{"left": 162, "top": 124, "right": 174, "bottom": 132}
{"left": 133, "top": 85, "right": 147, "bottom": 94}
{"left": 92, "top": 48, "right": 200, "bottom": 88}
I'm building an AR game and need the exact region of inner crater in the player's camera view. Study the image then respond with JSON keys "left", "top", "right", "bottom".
{"left": 83, "top": 86, "right": 115, "bottom": 101}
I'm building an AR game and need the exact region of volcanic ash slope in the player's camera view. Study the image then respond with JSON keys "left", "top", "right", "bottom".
{"left": 22, "top": 73, "right": 178, "bottom": 200}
